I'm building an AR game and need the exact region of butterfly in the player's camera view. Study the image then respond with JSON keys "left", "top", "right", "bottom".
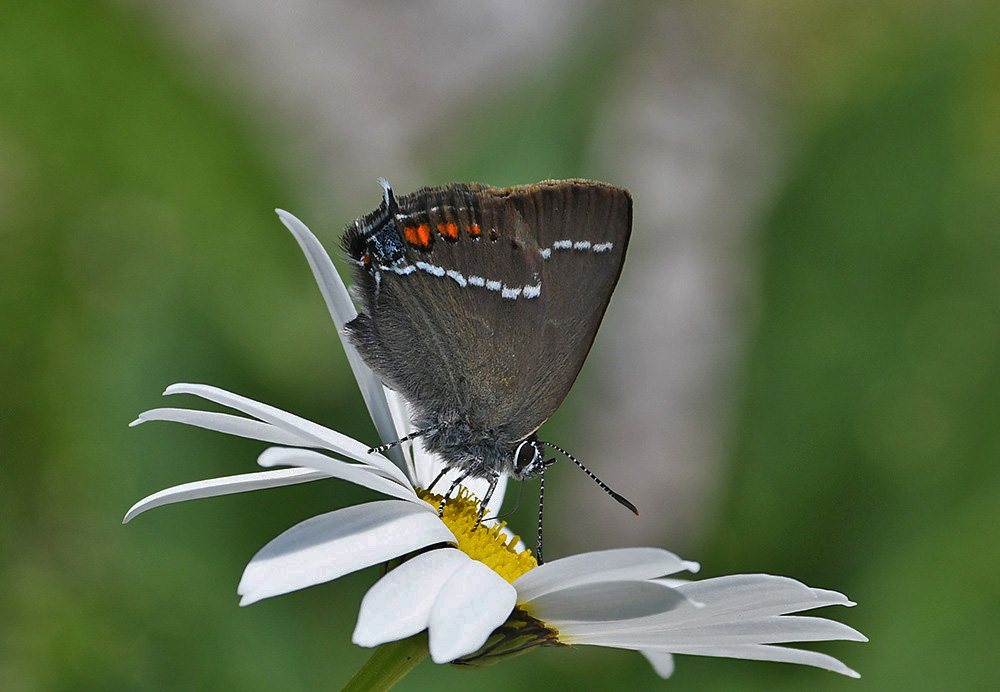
{"left": 342, "top": 179, "right": 635, "bottom": 562}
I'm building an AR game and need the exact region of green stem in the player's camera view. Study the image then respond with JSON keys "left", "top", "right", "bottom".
{"left": 341, "top": 633, "right": 429, "bottom": 692}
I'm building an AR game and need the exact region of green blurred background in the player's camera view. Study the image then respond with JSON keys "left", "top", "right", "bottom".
{"left": 2, "top": 1, "right": 998, "bottom": 690}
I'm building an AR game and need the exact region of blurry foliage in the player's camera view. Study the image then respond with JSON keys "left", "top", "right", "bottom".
{"left": 703, "top": 16, "right": 1000, "bottom": 691}
{"left": 1, "top": 1, "right": 998, "bottom": 691}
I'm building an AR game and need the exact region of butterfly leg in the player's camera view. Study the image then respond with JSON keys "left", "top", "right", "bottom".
{"left": 437, "top": 462, "right": 495, "bottom": 533}
{"left": 474, "top": 470, "right": 500, "bottom": 530}
{"left": 426, "top": 467, "right": 449, "bottom": 493}
{"left": 438, "top": 465, "right": 477, "bottom": 516}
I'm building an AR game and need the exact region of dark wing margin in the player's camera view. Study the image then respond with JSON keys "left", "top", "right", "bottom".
{"left": 499, "top": 180, "right": 632, "bottom": 438}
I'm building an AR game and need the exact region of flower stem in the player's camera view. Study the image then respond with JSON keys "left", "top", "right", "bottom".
{"left": 341, "top": 634, "right": 429, "bottom": 692}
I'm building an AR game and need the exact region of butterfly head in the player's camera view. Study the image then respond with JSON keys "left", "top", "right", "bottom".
{"left": 345, "top": 178, "right": 407, "bottom": 272}
{"left": 512, "top": 434, "right": 555, "bottom": 480}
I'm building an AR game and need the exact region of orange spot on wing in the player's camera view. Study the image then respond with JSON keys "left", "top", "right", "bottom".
{"left": 437, "top": 222, "right": 459, "bottom": 240}
{"left": 468, "top": 223, "right": 481, "bottom": 238}
{"left": 404, "top": 223, "right": 432, "bottom": 248}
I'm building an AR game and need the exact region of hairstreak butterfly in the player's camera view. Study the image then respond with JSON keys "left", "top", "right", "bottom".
{"left": 343, "top": 178, "right": 636, "bottom": 562}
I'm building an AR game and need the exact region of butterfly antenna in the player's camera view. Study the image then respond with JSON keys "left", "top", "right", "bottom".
{"left": 536, "top": 471, "right": 547, "bottom": 564}
{"left": 539, "top": 441, "right": 638, "bottom": 515}
{"left": 376, "top": 177, "right": 398, "bottom": 215}
{"left": 367, "top": 426, "right": 438, "bottom": 455}
{"left": 426, "top": 467, "right": 449, "bottom": 493}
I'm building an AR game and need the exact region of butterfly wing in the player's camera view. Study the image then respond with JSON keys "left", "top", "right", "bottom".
{"left": 344, "top": 179, "right": 631, "bottom": 442}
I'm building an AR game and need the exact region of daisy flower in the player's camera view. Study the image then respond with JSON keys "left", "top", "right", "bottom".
{"left": 126, "top": 210, "right": 865, "bottom": 685}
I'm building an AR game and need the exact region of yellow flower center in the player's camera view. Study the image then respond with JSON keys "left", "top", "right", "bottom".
{"left": 417, "top": 487, "right": 537, "bottom": 583}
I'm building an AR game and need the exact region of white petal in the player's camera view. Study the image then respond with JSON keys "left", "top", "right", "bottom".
{"left": 237, "top": 500, "right": 454, "bottom": 605}
{"left": 384, "top": 386, "right": 414, "bottom": 439}
{"left": 427, "top": 560, "right": 517, "bottom": 663}
{"left": 353, "top": 548, "right": 471, "bottom": 647}
{"left": 123, "top": 468, "right": 327, "bottom": 523}
{"left": 562, "top": 614, "right": 866, "bottom": 648}
{"left": 412, "top": 443, "right": 451, "bottom": 491}
{"left": 160, "top": 383, "right": 409, "bottom": 486}
{"left": 275, "top": 209, "right": 359, "bottom": 332}
{"left": 383, "top": 387, "right": 418, "bottom": 480}
{"left": 276, "top": 209, "right": 408, "bottom": 475}
{"left": 515, "top": 547, "right": 698, "bottom": 603}
{"left": 646, "top": 643, "right": 860, "bottom": 678}
{"left": 640, "top": 650, "right": 675, "bottom": 678}
{"left": 666, "top": 615, "right": 868, "bottom": 645}
{"left": 525, "top": 580, "right": 694, "bottom": 625}
{"left": 672, "top": 574, "right": 853, "bottom": 617}
{"left": 810, "top": 587, "right": 857, "bottom": 608}
{"left": 131, "top": 407, "right": 314, "bottom": 446}
{"left": 257, "top": 447, "right": 418, "bottom": 502}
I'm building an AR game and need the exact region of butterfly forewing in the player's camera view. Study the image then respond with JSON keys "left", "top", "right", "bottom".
{"left": 344, "top": 179, "right": 631, "bottom": 444}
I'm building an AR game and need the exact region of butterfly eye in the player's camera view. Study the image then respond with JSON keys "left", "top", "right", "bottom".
{"left": 514, "top": 439, "right": 538, "bottom": 473}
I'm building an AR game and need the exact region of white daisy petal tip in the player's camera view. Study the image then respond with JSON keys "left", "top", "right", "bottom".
{"left": 237, "top": 592, "right": 260, "bottom": 607}
{"left": 641, "top": 650, "right": 676, "bottom": 678}
{"left": 256, "top": 446, "right": 296, "bottom": 468}
{"left": 161, "top": 382, "right": 215, "bottom": 399}
{"left": 123, "top": 468, "right": 329, "bottom": 524}
{"left": 812, "top": 587, "right": 856, "bottom": 608}
{"left": 275, "top": 208, "right": 299, "bottom": 225}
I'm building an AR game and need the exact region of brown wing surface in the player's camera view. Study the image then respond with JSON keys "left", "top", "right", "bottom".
{"left": 345, "top": 179, "right": 632, "bottom": 440}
